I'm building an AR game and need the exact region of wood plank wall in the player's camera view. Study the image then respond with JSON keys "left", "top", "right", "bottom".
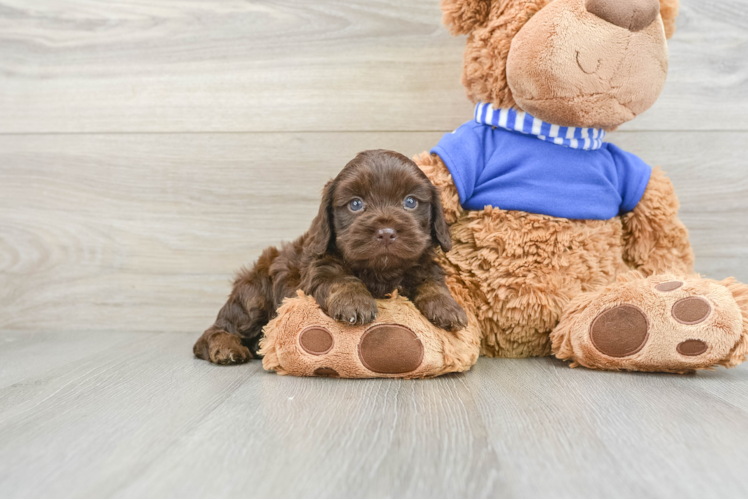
{"left": 1, "top": 0, "right": 746, "bottom": 335}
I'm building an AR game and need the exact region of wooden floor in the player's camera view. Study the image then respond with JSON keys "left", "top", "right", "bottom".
{"left": 1, "top": 0, "right": 748, "bottom": 497}
{"left": 0, "top": 330, "right": 747, "bottom": 498}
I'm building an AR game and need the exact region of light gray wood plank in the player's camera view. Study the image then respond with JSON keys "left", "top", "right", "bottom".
{"left": 465, "top": 358, "right": 748, "bottom": 498}
{"left": 0, "top": 331, "right": 503, "bottom": 498}
{"left": 610, "top": 131, "right": 748, "bottom": 280}
{"left": 1, "top": 131, "right": 746, "bottom": 335}
{"left": 0, "top": 0, "right": 469, "bottom": 134}
{"left": 624, "top": 0, "right": 748, "bottom": 132}
{"left": 0, "top": 329, "right": 143, "bottom": 389}
{"left": 116, "top": 365, "right": 504, "bottom": 498}
{"left": 0, "top": 132, "right": 444, "bottom": 334}
{"left": 0, "top": 0, "right": 745, "bottom": 133}
{"left": 0, "top": 332, "right": 256, "bottom": 498}
{"left": 688, "top": 362, "right": 748, "bottom": 415}
{"left": 0, "top": 334, "right": 747, "bottom": 498}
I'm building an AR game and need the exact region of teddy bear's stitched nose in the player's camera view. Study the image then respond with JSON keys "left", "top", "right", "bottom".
{"left": 585, "top": 0, "right": 660, "bottom": 32}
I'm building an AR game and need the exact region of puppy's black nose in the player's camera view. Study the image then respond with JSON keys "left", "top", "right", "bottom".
{"left": 377, "top": 228, "right": 397, "bottom": 244}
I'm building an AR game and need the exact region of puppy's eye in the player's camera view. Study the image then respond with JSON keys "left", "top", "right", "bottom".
{"left": 349, "top": 198, "right": 364, "bottom": 212}
{"left": 404, "top": 196, "right": 418, "bottom": 209}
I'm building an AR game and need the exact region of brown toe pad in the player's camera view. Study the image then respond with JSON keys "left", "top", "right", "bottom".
{"left": 358, "top": 325, "right": 424, "bottom": 374}
{"left": 656, "top": 281, "right": 684, "bottom": 292}
{"left": 313, "top": 367, "right": 340, "bottom": 378}
{"left": 677, "top": 339, "right": 708, "bottom": 357}
{"left": 672, "top": 297, "right": 712, "bottom": 325}
{"left": 299, "top": 327, "right": 334, "bottom": 355}
{"left": 590, "top": 305, "right": 649, "bottom": 358}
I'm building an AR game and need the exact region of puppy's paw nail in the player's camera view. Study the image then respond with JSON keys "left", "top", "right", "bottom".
{"left": 350, "top": 317, "right": 356, "bottom": 324}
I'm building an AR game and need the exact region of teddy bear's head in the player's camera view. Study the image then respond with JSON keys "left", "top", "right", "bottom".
{"left": 443, "top": 0, "right": 679, "bottom": 130}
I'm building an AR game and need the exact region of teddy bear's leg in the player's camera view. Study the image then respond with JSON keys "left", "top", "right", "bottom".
{"left": 260, "top": 293, "right": 481, "bottom": 379}
{"left": 551, "top": 273, "right": 748, "bottom": 373}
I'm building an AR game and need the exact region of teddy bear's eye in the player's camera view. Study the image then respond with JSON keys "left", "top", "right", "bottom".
{"left": 404, "top": 196, "right": 418, "bottom": 209}
{"left": 349, "top": 198, "right": 364, "bottom": 212}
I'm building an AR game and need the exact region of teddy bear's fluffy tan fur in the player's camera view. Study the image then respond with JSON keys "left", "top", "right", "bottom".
{"left": 414, "top": 0, "right": 748, "bottom": 371}
{"left": 416, "top": 156, "right": 698, "bottom": 359}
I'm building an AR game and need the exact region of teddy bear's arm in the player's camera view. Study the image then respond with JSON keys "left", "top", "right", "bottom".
{"left": 621, "top": 167, "right": 694, "bottom": 276}
{"left": 414, "top": 152, "right": 464, "bottom": 225}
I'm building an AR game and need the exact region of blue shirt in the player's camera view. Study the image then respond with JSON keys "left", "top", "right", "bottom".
{"left": 431, "top": 119, "right": 652, "bottom": 220}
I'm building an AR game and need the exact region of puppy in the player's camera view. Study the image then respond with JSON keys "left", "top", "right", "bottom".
{"left": 194, "top": 149, "right": 468, "bottom": 365}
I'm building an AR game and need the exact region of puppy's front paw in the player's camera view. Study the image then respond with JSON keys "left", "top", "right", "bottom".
{"left": 208, "top": 332, "right": 252, "bottom": 365}
{"left": 326, "top": 285, "right": 378, "bottom": 325}
{"left": 416, "top": 294, "right": 468, "bottom": 332}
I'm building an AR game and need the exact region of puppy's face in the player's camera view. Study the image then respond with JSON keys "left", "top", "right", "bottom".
{"left": 309, "top": 150, "right": 452, "bottom": 272}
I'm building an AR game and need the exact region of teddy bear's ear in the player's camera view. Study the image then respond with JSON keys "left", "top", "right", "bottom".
{"left": 659, "top": 0, "right": 679, "bottom": 39}
{"left": 441, "top": 0, "right": 493, "bottom": 35}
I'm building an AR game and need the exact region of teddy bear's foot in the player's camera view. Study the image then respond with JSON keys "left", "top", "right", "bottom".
{"left": 259, "top": 291, "right": 481, "bottom": 379}
{"left": 551, "top": 273, "right": 748, "bottom": 373}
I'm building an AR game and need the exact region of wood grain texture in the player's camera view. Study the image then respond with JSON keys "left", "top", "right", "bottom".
{"left": 0, "top": 331, "right": 747, "bottom": 498}
{"left": 1, "top": 131, "right": 746, "bottom": 335}
{"left": 0, "top": 0, "right": 746, "bottom": 133}
{"left": 466, "top": 358, "right": 748, "bottom": 498}
{"left": 0, "top": 331, "right": 256, "bottom": 497}
{"left": 0, "top": 329, "right": 139, "bottom": 388}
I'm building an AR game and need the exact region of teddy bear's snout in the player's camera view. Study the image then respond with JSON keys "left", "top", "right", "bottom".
{"left": 585, "top": 0, "right": 660, "bottom": 32}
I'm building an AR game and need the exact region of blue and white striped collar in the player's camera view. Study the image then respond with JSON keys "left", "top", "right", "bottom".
{"left": 475, "top": 102, "right": 606, "bottom": 151}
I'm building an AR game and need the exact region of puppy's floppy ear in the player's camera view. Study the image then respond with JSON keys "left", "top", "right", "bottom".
{"left": 308, "top": 180, "right": 336, "bottom": 256}
{"left": 430, "top": 186, "right": 453, "bottom": 252}
{"left": 441, "top": 0, "right": 492, "bottom": 35}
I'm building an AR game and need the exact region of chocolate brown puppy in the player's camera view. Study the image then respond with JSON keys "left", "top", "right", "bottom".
{"left": 194, "top": 150, "right": 468, "bottom": 365}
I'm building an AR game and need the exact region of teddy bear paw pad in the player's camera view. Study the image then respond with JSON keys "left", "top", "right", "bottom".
{"left": 554, "top": 275, "right": 745, "bottom": 373}
{"left": 357, "top": 325, "right": 424, "bottom": 374}
{"left": 671, "top": 297, "right": 712, "bottom": 325}
{"left": 299, "top": 327, "right": 334, "bottom": 355}
{"left": 296, "top": 324, "right": 425, "bottom": 377}
{"left": 655, "top": 281, "right": 683, "bottom": 292}
{"left": 676, "top": 339, "right": 708, "bottom": 357}
{"left": 589, "top": 304, "right": 649, "bottom": 358}
{"left": 313, "top": 367, "right": 340, "bottom": 378}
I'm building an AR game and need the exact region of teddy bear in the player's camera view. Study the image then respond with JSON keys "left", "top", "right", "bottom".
{"left": 413, "top": 0, "right": 748, "bottom": 373}
{"left": 260, "top": 0, "right": 748, "bottom": 377}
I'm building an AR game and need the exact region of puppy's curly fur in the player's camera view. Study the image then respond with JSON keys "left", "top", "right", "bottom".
{"left": 194, "top": 150, "right": 468, "bottom": 365}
